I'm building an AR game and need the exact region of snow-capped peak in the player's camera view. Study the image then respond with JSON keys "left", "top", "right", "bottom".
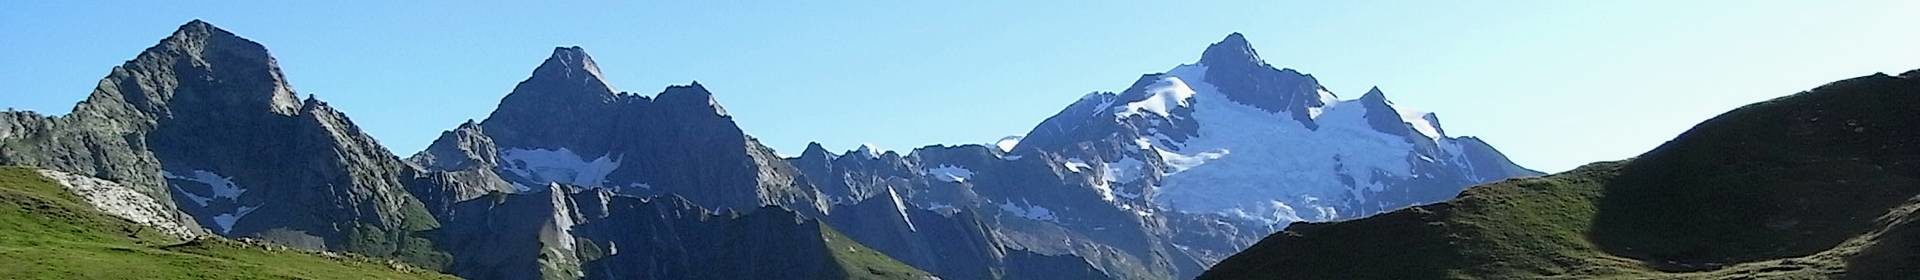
{"left": 1362, "top": 86, "right": 1445, "bottom": 139}
{"left": 854, "top": 143, "right": 882, "bottom": 159}
{"left": 1115, "top": 75, "right": 1197, "bottom": 119}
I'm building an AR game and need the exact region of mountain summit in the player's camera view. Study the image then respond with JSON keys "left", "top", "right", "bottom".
{"left": 1200, "top": 70, "right": 1920, "bottom": 279}
{"left": 1199, "top": 32, "right": 1264, "bottom": 69}
{"left": 416, "top": 46, "right": 817, "bottom": 213}
{"left": 528, "top": 46, "right": 616, "bottom": 97}
{"left": 787, "top": 32, "right": 1542, "bottom": 279}
{"left": 1, "top": 20, "right": 443, "bottom": 264}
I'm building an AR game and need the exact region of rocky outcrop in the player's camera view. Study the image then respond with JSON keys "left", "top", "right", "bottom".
{"left": 35, "top": 169, "right": 205, "bottom": 240}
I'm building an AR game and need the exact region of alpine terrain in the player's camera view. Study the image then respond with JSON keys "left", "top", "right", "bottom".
{"left": 1198, "top": 70, "right": 1920, "bottom": 279}
{"left": 0, "top": 21, "right": 927, "bottom": 280}
{"left": 780, "top": 33, "right": 1541, "bottom": 279}
{"left": 1, "top": 21, "right": 1541, "bottom": 280}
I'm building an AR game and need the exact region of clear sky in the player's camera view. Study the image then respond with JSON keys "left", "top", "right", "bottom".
{"left": 4, "top": 1, "right": 1918, "bottom": 173}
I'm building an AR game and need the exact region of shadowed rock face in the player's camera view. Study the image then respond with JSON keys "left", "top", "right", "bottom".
{"left": 413, "top": 47, "right": 819, "bottom": 215}
{"left": 0, "top": 20, "right": 444, "bottom": 264}
{"left": 1196, "top": 32, "right": 1329, "bottom": 128}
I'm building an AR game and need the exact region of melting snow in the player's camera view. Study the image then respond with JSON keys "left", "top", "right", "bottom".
{"left": 922, "top": 202, "right": 957, "bottom": 212}
{"left": 1116, "top": 75, "right": 1197, "bottom": 118}
{"left": 211, "top": 205, "right": 260, "bottom": 234}
{"left": 1062, "top": 158, "right": 1092, "bottom": 172}
{"left": 499, "top": 148, "right": 621, "bottom": 188}
{"left": 1103, "top": 157, "right": 1146, "bottom": 183}
{"left": 854, "top": 144, "right": 882, "bottom": 159}
{"left": 162, "top": 170, "right": 246, "bottom": 203}
{"left": 161, "top": 169, "right": 261, "bottom": 234}
{"left": 998, "top": 200, "right": 1059, "bottom": 222}
{"left": 886, "top": 187, "right": 917, "bottom": 231}
{"left": 924, "top": 165, "right": 975, "bottom": 183}
{"left": 1395, "top": 106, "right": 1444, "bottom": 140}
{"left": 994, "top": 136, "right": 1023, "bottom": 152}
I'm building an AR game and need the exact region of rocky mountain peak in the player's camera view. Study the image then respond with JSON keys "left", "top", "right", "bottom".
{"left": 1358, "top": 86, "right": 1389, "bottom": 103}
{"left": 1183, "top": 33, "right": 1328, "bottom": 126}
{"left": 1353, "top": 86, "right": 1415, "bottom": 136}
{"left": 530, "top": 46, "right": 612, "bottom": 92}
{"left": 128, "top": 20, "right": 302, "bottom": 115}
{"left": 1199, "top": 32, "right": 1263, "bottom": 69}
{"left": 654, "top": 82, "right": 730, "bottom": 117}
{"left": 801, "top": 142, "right": 836, "bottom": 160}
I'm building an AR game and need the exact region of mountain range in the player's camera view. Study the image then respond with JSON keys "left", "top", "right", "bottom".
{"left": 1198, "top": 69, "right": 1920, "bottom": 279}
{"left": 1, "top": 20, "right": 1550, "bottom": 279}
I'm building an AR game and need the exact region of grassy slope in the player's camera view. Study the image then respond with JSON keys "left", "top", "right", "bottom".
{"left": 0, "top": 167, "right": 455, "bottom": 280}
{"left": 1198, "top": 71, "right": 1920, "bottom": 280}
{"left": 819, "top": 223, "right": 935, "bottom": 280}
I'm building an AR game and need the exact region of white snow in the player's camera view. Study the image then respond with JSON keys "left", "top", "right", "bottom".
{"left": 922, "top": 202, "right": 957, "bottom": 212}
{"left": 994, "top": 136, "right": 1023, "bottom": 152}
{"left": 1115, "top": 75, "right": 1197, "bottom": 119}
{"left": 854, "top": 144, "right": 882, "bottom": 159}
{"left": 1394, "top": 105, "right": 1444, "bottom": 139}
{"left": 1308, "top": 88, "right": 1339, "bottom": 119}
{"left": 499, "top": 148, "right": 621, "bottom": 188}
{"left": 924, "top": 165, "right": 975, "bottom": 183}
{"left": 886, "top": 186, "right": 917, "bottom": 231}
{"left": 1062, "top": 158, "right": 1092, "bottom": 172}
{"left": 160, "top": 169, "right": 261, "bottom": 234}
{"left": 38, "top": 170, "right": 201, "bottom": 239}
{"left": 1141, "top": 64, "right": 1422, "bottom": 225}
{"left": 162, "top": 170, "right": 246, "bottom": 202}
{"left": 1085, "top": 157, "right": 1147, "bottom": 203}
{"left": 997, "top": 200, "right": 1059, "bottom": 222}
{"left": 210, "top": 205, "right": 260, "bottom": 234}
{"left": 1088, "top": 177, "right": 1117, "bottom": 203}
{"left": 1102, "top": 157, "right": 1146, "bottom": 184}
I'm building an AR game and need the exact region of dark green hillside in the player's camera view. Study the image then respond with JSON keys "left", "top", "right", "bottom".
{"left": 0, "top": 167, "right": 456, "bottom": 280}
{"left": 820, "top": 223, "right": 938, "bottom": 280}
{"left": 1198, "top": 70, "right": 1920, "bottom": 280}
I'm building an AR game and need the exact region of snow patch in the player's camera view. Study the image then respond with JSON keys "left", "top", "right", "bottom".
{"left": 886, "top": 186, "right": 916, "bottom": 231}
{"left": 160, "top": 169, "right": 261, "bottom": 234}
{"left": 211, "top": 205, "right": 260, "bottom": 234}
{"left": 1115, "top": 75, "right": 1197, "bottom": 119}
{"left": 1395, "top": 106, "right": 1444, "bottom": 139}
{"left": 1062, "top": 158, "right": 1092, "bottom": 172}
{"left": 162, "top": 170, "right": 245, "bottom": 202}
{"left": 854, "top": 144, "right": 882, "bottom": 159}
{"left": 997, "top": 200, "right": 1059, "bottom": 222}
{"left": 499, "top": 148, "right": 621, "bottom": 188}
{"left": 922, "top": 202, "right": 957, "bottom": 212}
{"left": 994, "top": 136, "right": 1023, "bottom": 152}
{"left": 924, "top": 165, "right": 975, "bottom": 183}
{"left": 1102, "top": 157, "right": 1147, "bottom": 184}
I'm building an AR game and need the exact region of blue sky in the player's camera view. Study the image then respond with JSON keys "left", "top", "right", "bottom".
{"left": 3, "top": 1, "right": 1917, "bottom": 172}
